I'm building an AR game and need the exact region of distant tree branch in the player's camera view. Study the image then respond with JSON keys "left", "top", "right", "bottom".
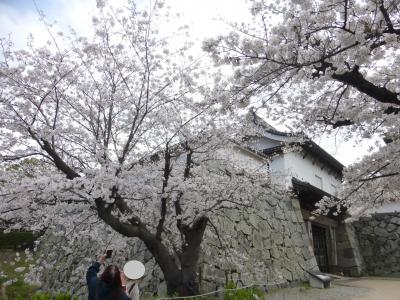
{"left": 349, "top": 162, "right": 391, "bottom": 184}
{"left": 332, "top": 65, "right": 400, "bottom": 106}
{"left": 384, "top": 106, "right": 400, "bottom": 115}
{"left": 342, "top": 0, "right": 349, "bottom": 29}
{"left": 359, "top": 172, "right": 400, "bottom": 182}
{"left": 379, "top": 2, "right": 400, "bottom": 35}
{"left": 317, "top": 117, "right": 354, "bottom": 128}
{"left": 1, "top": 153, "right": 43, "bottom": 161}
{"left": 0, "top": 207, "right": 22, "bottom": 214}
{"left": 156, "top": 147, "right": 172, "bottom": 240}
{"left": 40, "top": 139, "right": 80, "bottom": 180}
{"left": 174, "top": 144, "right": 193, "bottom": 236}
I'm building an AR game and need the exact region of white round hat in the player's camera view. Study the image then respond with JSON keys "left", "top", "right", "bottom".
{"left": 123, "top": 260, "right": 145, "bottom": 280}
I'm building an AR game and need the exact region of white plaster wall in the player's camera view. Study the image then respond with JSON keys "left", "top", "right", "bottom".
{"left": 216, "top": 141, "right": 342, "bottom": 197}
{"left": 269, "top": 151, "right": 341, "bottom": 196}
{"left": 220, "top": 146, "right": 269, "bottom": 176}
{"left": 226, "top": 144, "right": 341, "bottom": 197}
{"left": 371, "top": 202, "right": 400, "bottom": 213}
{"left": 248, "top": 137, "right": 281, "bottom": 151}
{"left": 269, "top": 156, "right": 290, "bottom": 188}
{"left": 264, "top": 132, "right": 299, "bottom": 143}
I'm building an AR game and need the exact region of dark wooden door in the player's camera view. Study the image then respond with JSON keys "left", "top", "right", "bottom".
{"left": 312, "top": 224, "right": 329, "bottom": 273}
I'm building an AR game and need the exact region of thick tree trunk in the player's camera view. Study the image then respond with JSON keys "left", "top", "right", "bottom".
{"left": 161, "top": 216, "right": 208, "bottom": 296}
{"left": 95, "top": 197, "right": 209, "bottom": 297}
{"left": 167, "top": 270, "right": 200, "bottom": 296}
{"left": 163, "top": 253, "right": 202, "bottom": 296}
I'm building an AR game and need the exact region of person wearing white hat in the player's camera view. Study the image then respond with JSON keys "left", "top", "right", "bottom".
{"left": 121, "top": 260, "right": 145, "bottom": 300}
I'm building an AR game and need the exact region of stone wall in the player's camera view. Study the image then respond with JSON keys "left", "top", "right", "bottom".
{"left": 336, "top": 222, "right": 366, "bottom": 276}
{"left": 28, "top": 231, "right": 163, "bottom": 298}
{"left": 32, "top": 191, "right": 318, "bottom": 297}
{"left": 353, "top": 213, "right": 400, "bottom": 276}
{"left": 200, "top": 192, "right": 318, "bottom": 291}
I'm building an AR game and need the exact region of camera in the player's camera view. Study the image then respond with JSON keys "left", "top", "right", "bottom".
{"left": 105, "top": 249, "right": 113, "bottom": 258}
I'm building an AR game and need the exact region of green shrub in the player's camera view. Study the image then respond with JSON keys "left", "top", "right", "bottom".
{"left": 31, "top": 292, "right": 80, "bottom": 300}
{"left": 223, "top": 281, "right": 264, "bottom": 300}
{"left": 0, "top": 285, "right": 80, "bottom": 300}
{"left": 189, "top": 296, "right": 218, "bottom": 300}
{"left": 0, "top": 280, "right": 38, "bottom": 300}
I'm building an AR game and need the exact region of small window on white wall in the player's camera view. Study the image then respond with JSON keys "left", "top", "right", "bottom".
{"left": 315, "top": 175, "right": 323, "bottom": 189}
{"left": 331, "top": 184, "right": 338, "bottom": 196}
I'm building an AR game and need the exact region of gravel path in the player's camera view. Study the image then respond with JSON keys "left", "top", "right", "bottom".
{"left": 336, "top": 278, "right": 400, "bottom": 300}
{"left": 264, "top": 284, "right": 368, "bottom": 300}
{"left": 264, "top": 278, "right": 400, "bottom": 300}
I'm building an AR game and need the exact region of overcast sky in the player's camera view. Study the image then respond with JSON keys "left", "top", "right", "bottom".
{"left": 0, "top": 0, "right": 379, "bottom": 166}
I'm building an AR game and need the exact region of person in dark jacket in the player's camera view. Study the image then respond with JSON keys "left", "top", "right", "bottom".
{"left": 86, "top": 255, "right": 130, "bottom": 300}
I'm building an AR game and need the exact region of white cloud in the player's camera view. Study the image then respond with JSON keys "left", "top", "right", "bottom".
{"left": 318, "top": 132, "right": 382, "bottom": 167}
{"left": 0, "top": 0, "right": 252, "bottom": 49}
{"left": 0, "top": 2, "right": 49, "bottom": 48}
{"left": 0, "top": 0, "right": 97, "bottom": 49}
{"left": 168, "top": 0, "right": 252, "bottom": 39}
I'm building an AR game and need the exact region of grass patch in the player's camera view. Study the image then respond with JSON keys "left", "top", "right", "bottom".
{"left": 299, "top": 282, "right": 311, "bottom": 290}
{"left": 0, "top": 230, "right": 46, "bottom": 299}
{"left": 0, "top": 249, "right": 38, "bottom": 300}
{"left": 0, "top": 249, "right": 37, "bottom": 300}
{"left": 0, "top": 280, "right": 38, "bottom": 300}
{"left": 0, "top": 249, "right": 80, "bottom": 299}
{"left": 0, "top": 231, "right": 39, "bottom": 250}
{"left": 222, "top": 281, "right": 265, "bottom": 300}
{"left": 0, "top": 249, "right": 32, "bottom": 283}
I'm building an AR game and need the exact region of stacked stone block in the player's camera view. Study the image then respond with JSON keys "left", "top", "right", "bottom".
{"left": 336, "top": 223, "right": 366, "bottom": 276}
{"left": 200, "top": 192, "right": 318, "bottom": 291}
{"left": 353, "top": 213, "right": 400, "bottom": 276}
{"left": 32, "top": 191, "right": 318, "bottom": 297}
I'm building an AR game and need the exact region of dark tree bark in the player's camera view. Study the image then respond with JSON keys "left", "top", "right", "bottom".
{"left": 95, "top": 197, "right": 209, "bottom": 296}
{"left": 173, "top": 216, "right": 209, "bottom": 296}
{"left": 97, "top": 197, "right": 208, "bottom": 296}
{"left": 332, "top": 66, "right": 400, "bottom": 106}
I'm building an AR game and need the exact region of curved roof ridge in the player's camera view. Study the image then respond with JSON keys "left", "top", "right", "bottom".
{"left": 247, "top": 111, "right": 344, "bottom": 172}
{"left": 248, "top": 110, "right": 301, "bottom": 137}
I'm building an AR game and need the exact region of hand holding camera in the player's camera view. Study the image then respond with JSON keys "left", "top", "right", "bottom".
{"left": 97, "top": 249, "right": 113, "bottom": 264}
{"left": 105, "top": 249, "right": 113, "bottom": 258}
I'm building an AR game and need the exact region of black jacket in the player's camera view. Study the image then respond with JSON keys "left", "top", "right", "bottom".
{"left": 86, "top": 262, "right": 130, "bottom": 300}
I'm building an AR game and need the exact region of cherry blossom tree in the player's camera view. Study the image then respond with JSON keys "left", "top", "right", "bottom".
{"left": 0, "top": 1, "right": 270, "bottom": 296}
{"left": 203, "top": 0, "right": 400, "bottom": 215}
